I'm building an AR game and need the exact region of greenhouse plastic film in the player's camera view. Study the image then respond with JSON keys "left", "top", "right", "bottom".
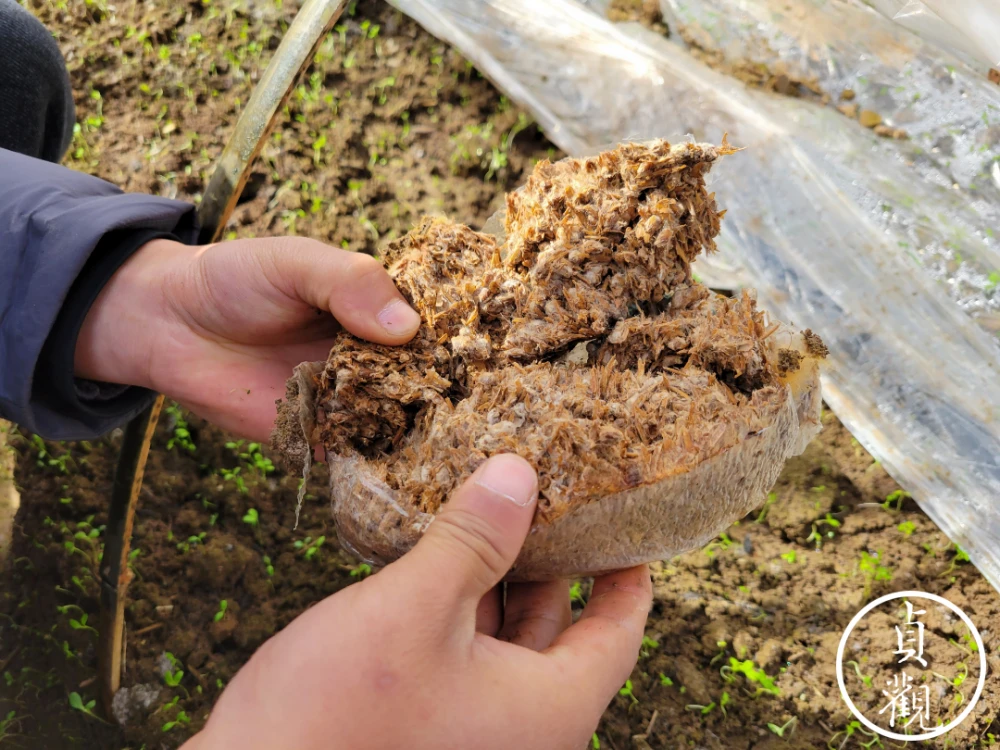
{"left": 390, "top": 0, "right": 1000, "bottom": 591}
{"left": 864, "top": 0, "right": 1000, "bottom": 70}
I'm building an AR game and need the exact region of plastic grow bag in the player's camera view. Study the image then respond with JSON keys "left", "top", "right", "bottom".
{"left": 389, "top": 0, "right": 1000, "bottom": 591}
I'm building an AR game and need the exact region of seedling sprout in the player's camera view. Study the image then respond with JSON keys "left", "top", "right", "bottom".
{"left": 349, "top": 562, "right": 371, "bottom": 579}
{"left": 162, "top": 710, "right": 191, "bottom": 732}
{"left": 618, "top": 679, "right": 638, "bottom": 705}
{"left": 768, "top": 716, "right": 797, "bottom": 738}
{"left": 721, "top": 658, "right": 781, "bottom": 697}
{"left": 68, "top": 692, "right": 106, "bottom": 723}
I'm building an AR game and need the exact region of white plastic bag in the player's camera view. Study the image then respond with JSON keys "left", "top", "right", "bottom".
{"left": 389, "top": 0, "right": 1000, "bottom": 591}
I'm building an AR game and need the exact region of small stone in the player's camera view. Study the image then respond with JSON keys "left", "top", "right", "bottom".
{"left": 859, "top": 110, "right": 883, "bottom": 128}
{"left": 874, "top": 125, "right": 909, "bottom": 140}
{"left": 990, "top": 68, "right": 1000, "bottom": 85}
{"left": 840, "top": 88, "right": 856, "bottom": 101}
{"left": 837, "top": 103, "right": 859, "bottom": 119}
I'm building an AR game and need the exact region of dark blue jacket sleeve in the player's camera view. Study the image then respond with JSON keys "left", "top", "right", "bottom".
{"left": 0, "top": 147, "right": 200, "bottom": 439}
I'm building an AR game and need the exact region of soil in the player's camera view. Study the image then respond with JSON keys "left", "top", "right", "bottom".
{"left": 2, "top": 1, "right": 999, "bottom": 748}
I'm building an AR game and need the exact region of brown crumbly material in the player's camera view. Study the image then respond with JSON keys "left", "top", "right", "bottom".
{"left": 606, "top": 0, "right": 669, "bottom": 35}
{"left": 803, "top": 328, "right": 829, "bottom": 358}
{"left": 274, "top": 139, "right": 827, "bottom": 579}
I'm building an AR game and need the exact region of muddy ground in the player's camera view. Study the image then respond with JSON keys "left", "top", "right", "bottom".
{"left": 2, "top": 1, "right": 999, "bottom": 748}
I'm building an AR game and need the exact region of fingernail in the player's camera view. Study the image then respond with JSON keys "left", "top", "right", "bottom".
{"left": 475, "top": 454, "right": 538, "bottom": 507}
{"left": 377, "top": 299, "right": 421, "bottom": 336}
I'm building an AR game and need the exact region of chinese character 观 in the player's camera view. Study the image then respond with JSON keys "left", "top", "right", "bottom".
{"left": 879, "top": 672, "right": 931, "bottom": 729}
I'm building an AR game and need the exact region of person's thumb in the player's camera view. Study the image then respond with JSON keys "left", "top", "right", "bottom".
{"left": 257, "top": 237, "right": 422, "bottom": 344}
{"left": 402, "top": 453, "right": 538, "bottom": 615}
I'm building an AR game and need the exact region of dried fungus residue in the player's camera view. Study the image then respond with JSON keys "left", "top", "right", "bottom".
{"left": 298, "top": 139, "right": 802, "bottom": 520}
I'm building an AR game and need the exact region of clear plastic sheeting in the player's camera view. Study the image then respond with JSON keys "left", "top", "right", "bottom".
{"left": 389, "top": 0, "right": 1000, "bottom": 591}
{"left": 654, "top": 0, "right": 1000, "bottom": 322}
{"left": 864, "top": 0, "right": 1000, "bottom": 70}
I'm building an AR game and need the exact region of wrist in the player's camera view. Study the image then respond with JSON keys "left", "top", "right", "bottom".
{"left": 74, "top": 237, "right": 190, "bottom": 390}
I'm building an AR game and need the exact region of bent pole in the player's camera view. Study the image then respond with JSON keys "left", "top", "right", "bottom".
{"left": 97, "top": 0, "right": 349, "bottom": 718}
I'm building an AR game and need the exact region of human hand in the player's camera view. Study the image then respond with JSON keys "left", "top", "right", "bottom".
{"left": 181, "top": 453, "right": 652, "bottom": 750}
{"left": 75, "top": 236, "right": 421, "bottom": 440}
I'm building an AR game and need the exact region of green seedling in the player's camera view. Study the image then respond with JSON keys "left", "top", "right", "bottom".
{"left": 932, "top": 662, "right": 969, "bottom": 710}
{"left": 944, "top": 544, "right": 971, "bottom": 575}
{"left": 591, "top": 733, "right": 600, "bottom": 749}
{"left": 639, "top": 635, "right": 659, "bottom": 658}
{"left": 163, "top": 710, "right": 190, "bottom": 732}
{"left": 163, "top": 652, "right": 184, "bottom": 687}
{"left": 350, "top": 562, "right": 371, "bottom": 579}
{"left": 295, "top": 536, "right": 326, "bottom": 560}
{"left": 68, "top": 612, "right": 97, "bottom": 635}
{"left": 213, "top": 600, "right": 228, "bottom": 623}
{"left": 569, "top": 581, "right": 586, "bottom": 605}
{"left": 704, "top": 532, "right": 733, "bottom": 558}
{"left": 176, "top": 532, "right": 206, "bottom": 553}
{"left": 263, "top": 555, "right": 275, "bottom": 577}
{"left": 882, "top": 489, "right": 910, "bottom": 512}
{"left": 659, "top": 673, "right": 674, "bottom": 687}
{"left": 686, "top": 701, "right": 716, "bottom": 715}
{"left": 780, "top": 550, "right": 797, "bottom": 564}
{"left": 828, "top": 720, "right": 882, "bottom": 749}
{"left": 709, "top": 640, "right": 729, "bottom": 667}
{"left": 618, "top": 679, "right": 638, "bottom": 705}
{"left": 768, "top": 716, "right": 797, "bottom": 738}
{"left": 719, "top": 691, "right": 731, "bottom": 718}
{"left": 845, "top": 660, "right": 873, "bottom": 688}
{"left": 312, "top": 133, "right": 327, "bottom": 165}
{"left": 952, "top": 662, "right": 969, "bottom": 689}
{"left": 219, "top": 466, "right": 248, "bottom": 495}
{"left": 721, "top": 657, "right": 780, "bottom": 696}
{"left": 818, "top": 513, "right": 841, "bottom": 532}
{"left": 165, "top": 404, "right": 196, "bottom": 453}
{"left": 242, "top": 508, "right": 259, "bottom": 527}
{"left": 897, "top": 520, "right": 916, "bottom": 536}
{"left": 31, "top": 435, "right": 74, "bottom": 473}
{"left": 755, "top": 492, "right": 777, "bottom": 523}
{"left": 56, "top": 603, "right": 86, "bottom": 617}
{"left": 226, "top": 440, "right": 275, "bottom": 477}
{"left": 806, "top": 524, "right": 824, "bottom": 549}
{"left": 0, "top": 710, "right": 18, "bottom": 741}
{"left": 956, "top": 630, "right": 979, "bottom": 654}
{"left": 858, "top": 550, "right": 893, "bottom": 598}
{"left": 68, "top": 692, "right": 105, "bottom": 722}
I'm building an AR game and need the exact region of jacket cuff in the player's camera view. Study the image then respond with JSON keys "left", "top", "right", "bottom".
{"left": 36, "top": 228, "right": 174, "bottom": 432}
